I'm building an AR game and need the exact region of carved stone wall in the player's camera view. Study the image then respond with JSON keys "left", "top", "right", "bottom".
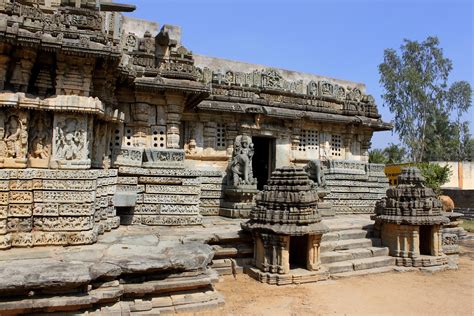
{"left": 0, "top": 169, "right": 119, "bottom": 249}
{"left": 323, "top": 160, "right": 389, "bottom": 214}
{"left": 117, "top": 167, "right": 211, "bottom": 226}
{"left": 199, "top": 174, "right": 225, "bottom": 216}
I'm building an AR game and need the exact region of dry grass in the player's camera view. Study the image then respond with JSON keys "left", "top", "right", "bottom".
{"left": 460, "top": 219, "right": 474, "bottom": 232}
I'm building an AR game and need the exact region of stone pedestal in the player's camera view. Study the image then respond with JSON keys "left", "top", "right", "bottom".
{"left": 220, "top": 185, "right": 259, "bottom": 218}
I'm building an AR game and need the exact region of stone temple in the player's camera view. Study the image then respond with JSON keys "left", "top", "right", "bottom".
{"left": 0, "top": 1, "right": 464, "bottom": 315}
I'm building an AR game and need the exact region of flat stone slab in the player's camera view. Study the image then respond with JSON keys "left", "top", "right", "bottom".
{"left": 0, "top": 228, "right": 213, "bottom": 296}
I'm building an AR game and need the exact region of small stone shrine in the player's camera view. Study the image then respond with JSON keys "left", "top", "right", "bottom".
{"left": 242, "top": 166, "right": 329, "bottom": 285}
{"left": 373, "top": 167, "right": 450, "bottom": 267}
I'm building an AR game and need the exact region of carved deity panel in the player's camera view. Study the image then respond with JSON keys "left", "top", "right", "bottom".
{"left": 51, "top": 113, "right": 91, "bottom": 169}
{"left": 0, "top": 109, "right": 28, "bottom": 168}
{"left": 28, "top": 111, "right": 52, "bottom": 168}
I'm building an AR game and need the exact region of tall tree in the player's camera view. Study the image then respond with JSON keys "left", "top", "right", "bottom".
{"left": 447, "top": 81, "right": 472, "bottom": 160}
{"left": 379, "top": 36, "right": 472, "bottom": 162}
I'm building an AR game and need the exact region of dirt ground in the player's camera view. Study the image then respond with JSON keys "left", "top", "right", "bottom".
{"left": 208, "top": 239, "right": 474, "bottom": 316}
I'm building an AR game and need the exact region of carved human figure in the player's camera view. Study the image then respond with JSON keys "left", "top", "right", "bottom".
{"left": 228, "top": 135, "right": 256, "bottom": 186}
{"left": 29, "top": 117, "right": 51, "bottom": 159}
{"left": 56, "top": 118, "right": 84, "bottom": 160}
{"left": 4, "top": 115, "right": 22, "bottom": 158}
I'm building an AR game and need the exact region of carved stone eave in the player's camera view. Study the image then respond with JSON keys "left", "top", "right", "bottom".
{"left": 0, "top": 35, "right": 122, "bottom": 60}
{"left": 196, "top": 100, "right": 392, "bottom": 131}
{"left": 134, "top": 77, "right": 210, "bottom": 108}
{"left": 0, "top": 93, "right": 125, "bottom": 122}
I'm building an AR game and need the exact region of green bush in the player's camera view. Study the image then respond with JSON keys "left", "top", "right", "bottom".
{"left": 417, "top": 163, "right": 452, "bottom": 196}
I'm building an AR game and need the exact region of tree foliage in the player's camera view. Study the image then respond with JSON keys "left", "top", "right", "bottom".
{"left": 383, "top": 143, "right": 406, "bottom": 164}
{"left": 379, "top": 36, "right": 472, "bottom": 162}
{"left": 418, "top": 162, "right": 452, "bottom": 196}
{"left": 368, "top": 149, "right": 387, "bottom": 164}
{"left": 369, "top": 143, "right": 406, "bottom": 164}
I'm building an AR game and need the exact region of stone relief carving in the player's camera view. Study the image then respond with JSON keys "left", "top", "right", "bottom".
{"left": 49, "top": 114, "right": 91, "bottom": 169}
{"left": 0, "top": 110, "right": 28, "bottom": 167}
{"left": 28, "top": 113, "right": 52, "bottom": 166}
{"left": 304, "top": 160, "right": 327, "bottom": 188}
{"left": 226, "top": 135, "right": 256, "bottom": 186}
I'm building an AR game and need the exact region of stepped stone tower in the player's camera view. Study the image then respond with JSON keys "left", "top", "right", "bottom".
{"left": 242, "top": 166, "right": 329, "bottom": 285}
{"left": 373, "top": 167, "right": 450, "bottom": 267}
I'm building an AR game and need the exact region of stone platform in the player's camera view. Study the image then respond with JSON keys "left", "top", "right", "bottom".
{"left": 0, "top": 224, "right": 225, "bottom": 315}
{"left": 0, "top": 215, "right": 463, "bottom": 314}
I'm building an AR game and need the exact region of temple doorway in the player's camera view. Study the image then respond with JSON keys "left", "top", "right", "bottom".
{"left": 419, "top": 226, "right": 432, "bottom": 255}
{"left": 252, "top": 137, "right": 276, "bottom": 190}
{"left": 289, "top": 235, "right": 309, "bottom": 269}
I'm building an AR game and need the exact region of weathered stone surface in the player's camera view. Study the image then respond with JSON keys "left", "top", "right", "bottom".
{"left": 0, "top": 227, "right": 216, "bottom": 314}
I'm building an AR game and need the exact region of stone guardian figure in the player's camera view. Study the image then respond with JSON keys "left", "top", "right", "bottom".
{"left": 227, "top": 135, "right": 256, "bottom": 186}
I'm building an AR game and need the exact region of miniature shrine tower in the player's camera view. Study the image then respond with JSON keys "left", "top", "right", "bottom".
{"left": 242, "top": 166, "right": 329, "bottom": 285}
{"left": 373, "top": 167, "right": 450, "bottom": 267}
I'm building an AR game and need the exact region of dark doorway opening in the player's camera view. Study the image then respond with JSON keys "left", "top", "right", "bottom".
{"left": 252, "top": 137, "right": 275, "bottom": 190}
{"left": 419, "top": 226, "right": 432, "bottom": 255}
{"left": 290, "top": 235, "right": 308, "bottom": 269}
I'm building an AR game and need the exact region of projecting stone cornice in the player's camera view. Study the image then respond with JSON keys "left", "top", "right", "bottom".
{"left": 0, "top": 92, "right": 124, "bottom": 122}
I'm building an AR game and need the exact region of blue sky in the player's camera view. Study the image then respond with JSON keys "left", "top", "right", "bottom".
{"left": 125, "top": 0, "right": 473, "bottom": 149}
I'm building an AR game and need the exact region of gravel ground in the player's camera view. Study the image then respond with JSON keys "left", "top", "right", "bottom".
{"left": 206, "top": 238, "right": 474, "bottom": 316}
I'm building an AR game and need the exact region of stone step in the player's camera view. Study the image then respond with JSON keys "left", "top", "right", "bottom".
{"left": 212, "top": 243, "right": 253, "bottom": 259}
{"left": 324, "top": 256, "right": 395, "bottom": 274}
{"left": 330, "top": 266, "right": 395, "bottom": 279}
{"left": 325, "top": 222, "right": 374, "bottom": 233}
{"left": 321, "top": 229, "right": 369, "bottom": 242}
{"left": 321, "top": 238, "right": 378, "bottom": 252}
{"left": 211, "top": 258, "right": 253, "bottom": 276}
{"left": 321, "top": 247, "right": 389, "bottom": 264}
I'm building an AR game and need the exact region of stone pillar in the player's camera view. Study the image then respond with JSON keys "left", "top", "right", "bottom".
{"left": 291, "top": 127, "right": 301, "bottom": 151}
{"left": 91, "top": 120, "right": 109, "bottom": 169}
{"left": 10, "top": 48, "right": 36, "bottom": 93}
{"left": 307, "top": 234, "right": 322, "bottom": 271}
{"left": 431, "top": 225, "right": 442, "bottom": 256}
{"left": 343, "top": 134, "right": 352, "bottom": 160}
{"left": 277, "top": 236, "right": 290, "bottom": 274}
{"left": 201, "top": 115, "right": 216, "bottom": 153}
{"left": 55, "top": 55, "right": 94, "bottom": 97}
{"left": 0, "top": 48, "right": 10, "bottom": 91}
{"left": 225, "top": 122, "right": 238, "bottom": 156}
{"left": 360, "top": 132, "right": 373, "bottom": 163}
{"left": 165, "top": 94, "right": 185, "bottom": 149}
